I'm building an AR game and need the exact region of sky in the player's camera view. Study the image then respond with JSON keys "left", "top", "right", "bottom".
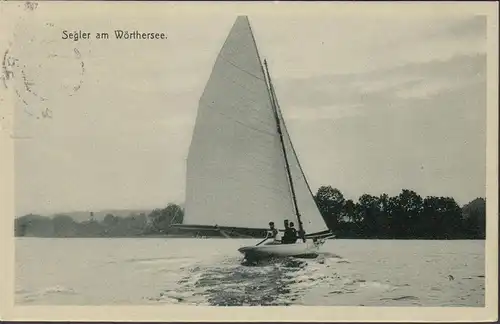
{"left": 6, "top": 3, "right": 488, "bottom": 216}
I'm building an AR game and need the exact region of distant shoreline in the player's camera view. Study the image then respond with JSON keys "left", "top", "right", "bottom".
{"left": 14, "top": 196, "right": 486, "bottom": 240}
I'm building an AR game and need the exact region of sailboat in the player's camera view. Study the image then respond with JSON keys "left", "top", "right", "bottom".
{"left": 174, "top": 16, "right": 335, "bottom": 260}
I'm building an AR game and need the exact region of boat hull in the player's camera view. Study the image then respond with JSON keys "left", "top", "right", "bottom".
{"left": 238, "top": 241, "right": 320, "bottom": 261}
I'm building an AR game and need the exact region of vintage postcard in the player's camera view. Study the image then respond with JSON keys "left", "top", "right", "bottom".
{"left": 0, "top": 1, "right": 498, "bottom": 322}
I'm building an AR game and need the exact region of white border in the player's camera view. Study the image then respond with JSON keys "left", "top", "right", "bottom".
{"left": 0, "top": 1, "right": 497, "bottom": 322}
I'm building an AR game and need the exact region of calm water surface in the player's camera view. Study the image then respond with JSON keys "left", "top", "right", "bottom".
{"left": 15, "top": 238, "right": 485, "bottom": 306}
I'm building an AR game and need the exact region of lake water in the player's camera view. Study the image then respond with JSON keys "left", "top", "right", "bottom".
{"left": 15, "top": 238, "right": 485, "bottom": 306}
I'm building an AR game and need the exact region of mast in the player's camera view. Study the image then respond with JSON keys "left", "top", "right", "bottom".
{"left": 272, "top": 82, "right": 327, "bottom": 227}
{"left": 263, "top": 59, "right": 306, "bottom": 242}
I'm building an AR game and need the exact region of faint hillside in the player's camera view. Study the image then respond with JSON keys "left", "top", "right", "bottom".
{"left": 49, "top": 209, "right": 154, "bottom": 222}
{"left": 15, "top": 204, "right": 185, "bottom": 238}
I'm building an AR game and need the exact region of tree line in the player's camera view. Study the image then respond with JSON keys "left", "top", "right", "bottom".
{"left": 314, "top": 186, "right": 485, "bottom": 239}
{"left": 15, "top": 203, "right": 186, "bottom": 238}
{"left": 15, "top": 187, "right": 486, "bottom": 239}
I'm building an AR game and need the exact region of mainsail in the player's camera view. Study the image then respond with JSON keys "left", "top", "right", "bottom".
{"left": 183, "top": 16, "right": 330, "bottom": 237}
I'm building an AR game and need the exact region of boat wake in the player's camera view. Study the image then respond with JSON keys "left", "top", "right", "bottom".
{"left": 16, "top": 285, "right": 78, "bottom": 304}
{"left": 15, "top": 238, "right": 485, "bottom": 306}
{"left": 149, "top": 251, "right": 393, "bottom": 306}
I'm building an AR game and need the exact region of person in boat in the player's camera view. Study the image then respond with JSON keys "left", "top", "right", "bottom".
{"left": 282, "top": 219, "right": 295, "bottom": 244}
{"left": 286, "top": 222, "right": 298, "bottom": 244}
{"left": 281, "top": 219, "right": 290, "bottom": 243}
{"left": 267, "top": 221, "right": 278, "bottom": 240}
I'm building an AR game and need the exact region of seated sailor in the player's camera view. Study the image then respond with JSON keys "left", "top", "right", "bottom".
{"left": 281, "top": 219, "right": 290, "bottom": 243}
{"left": 284, "top": 222, "right": 298, "bottom": 244}
{"left": 283, "top": 219, "right": 289, "bottom": 231}
{"left": 267, "top": 221, "right": 278, "bottom": 240}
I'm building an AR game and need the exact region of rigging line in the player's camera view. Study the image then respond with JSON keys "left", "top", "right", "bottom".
{"left": 200, "top": 79, "right": 275, "bottom": 130}
{"left": 201, "top": 18, "right": 253, "bottom": 83}
{"left": 246, "top": 18, "right": 296, "bottom": 224}
{"left": 198, "top": 18, "right": 265, "bottom": 109}
{"left": 212, "top": 62, "right": 274, "bottom": 107}
{"left": 199, "top": 100, "right": 277, "bottom": 138}
{"left": 191, "top": 172, "right": 296, "bottom": 200}
{"left": 275, "top": 99, "right": 327, "bottom": 223}
{"left": 218, "top": 151, "right": 286, "bottom": 171}
{"left": 187, "top": 140, "right": 287, "bottom": 176}
{"left": 265, "top": 62, "right": 309, "bottom": 242}
{"left": 198, "top": 68, "right": 275, "bottom": 118}
{"left": 203, "top": 65, "right": 263, "bottom": 100}
{"left": 218, "top": 53, "right": 266, "bottom": 82}
{"left": 220, "top": 59, "right": 267, "bottom": 93}
{"left": 244, "top": 151, "right": 292, "bottom": 169}
{"left": 265, "top": 60, "right": 305, "bottom": 242}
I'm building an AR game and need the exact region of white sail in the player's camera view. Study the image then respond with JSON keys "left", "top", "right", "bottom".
{"left": 184, "top": 16, "right": 296, "bottom": 229}
{"left": 276, "top": 104, "right": 330, "bottom": 235}
{"left": 184, "top": 15, "right": 331, "bottom": 238}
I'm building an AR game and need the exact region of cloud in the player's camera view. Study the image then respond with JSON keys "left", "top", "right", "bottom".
{"left": 276, "top": 53, "right": 486, "bottom": 118}
{"left": 272, "top": 53, "right": 486, "bottom": 204}
{"left": 285, "top": 104, "right": 364, "bottom": 121}
{"left": 440, "top": 16, "right": 487, "bottom": 39}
